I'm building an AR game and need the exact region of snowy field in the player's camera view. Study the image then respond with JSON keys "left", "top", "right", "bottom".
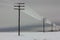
{"left": 0, "top": 32, "right": 19, "bottom": 40}
{"left": 0, "top": 32, "right": 60, "bottom": 40}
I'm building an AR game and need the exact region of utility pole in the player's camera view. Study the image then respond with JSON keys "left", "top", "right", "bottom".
{"left": 43, "top": 18, "right": 46, "bottom": 32}
{"left": 55, "top": 25, "right": 56, "bottom": 31}
{"left": 54, "top": 24, "right": 56, "bottom": 31}
{"left": 14, "top": 3, "right": 25, "bottom": 36}
{"left": 51, "top": 23, "right": 53, "bottom": 32}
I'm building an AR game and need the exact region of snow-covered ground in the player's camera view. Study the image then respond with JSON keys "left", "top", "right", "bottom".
{"left": 0, "top": 32, "right": 60, "bottom": 40}
{"left": 0, "top": 32, "right": 19, "bottom": 40}
{"left": 20, "top": 32, "right": 60, "bottom": 40}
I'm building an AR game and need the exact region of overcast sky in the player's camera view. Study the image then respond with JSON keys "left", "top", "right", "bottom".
{"left": 0, "top": 0, "right": 60, "bottom": 28}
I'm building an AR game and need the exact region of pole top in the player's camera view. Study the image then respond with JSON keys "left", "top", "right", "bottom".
{"left": 15, "top": 3, "right": 25, "bottom": 4}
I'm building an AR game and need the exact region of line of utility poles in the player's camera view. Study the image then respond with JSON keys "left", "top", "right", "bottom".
{"left": 13, "top": 2, "right": 58, "bottom": 36}
{"left": 42, "top": 18, "right": 56, "bottom": 32}
{"left": 14, "top": 3, "right": 25, "bottom": 36}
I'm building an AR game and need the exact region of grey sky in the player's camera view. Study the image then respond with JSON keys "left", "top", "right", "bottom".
{"left": 0, "top": 0, "right": 60, "bottom": 28}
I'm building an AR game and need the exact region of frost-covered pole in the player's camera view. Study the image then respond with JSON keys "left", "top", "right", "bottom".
{"left": 53, "top": 24, "right": 56, "bottom": 31}
{"left": 51, "top": 23, "right": 53, "bottom": 32}
{"left": 43, "top": 18, "right": 46, "bottom": 32}
{"left": 14, "top": 3, "right": 25, "bottom": 36}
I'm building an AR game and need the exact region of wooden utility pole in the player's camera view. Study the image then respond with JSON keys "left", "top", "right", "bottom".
{"left": 14, "top": 3, "right": 24, "bottom": 36}
{"left": 43, "top": 18, "right": 46, "bottom": 32}
{"left": 51, "top": 23, "right": 53, "bottom": 32}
